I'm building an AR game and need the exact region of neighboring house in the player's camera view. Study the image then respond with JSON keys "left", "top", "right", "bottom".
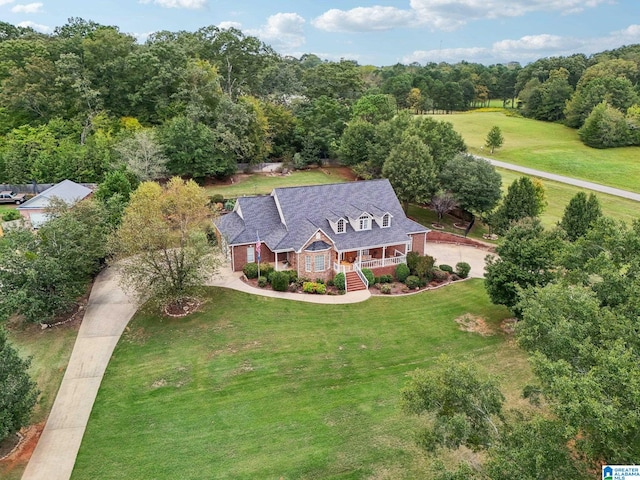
{"left": 214, "top": 179, "right": 429, "bottom": 290}
{"left": 17, "top": 179, "right": 93, "bottom": 228}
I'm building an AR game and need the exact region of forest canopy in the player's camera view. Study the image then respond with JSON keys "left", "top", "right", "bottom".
{"left": 1, "top": 18, "right": 639, "bottom": 185}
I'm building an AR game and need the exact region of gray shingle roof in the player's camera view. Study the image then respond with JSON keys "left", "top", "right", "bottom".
{"left": 215, "top": 179, "right": 428, "bottom": 252}
{"left": 18, "top": 179, "right": 92, "bottom": 210}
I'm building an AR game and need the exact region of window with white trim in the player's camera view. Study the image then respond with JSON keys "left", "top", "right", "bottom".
{"left": 246, "top": 246, "right": 255, "bottom": 263}
{"left": 358, "top": 214, "right": 370, "bottom": 230}
{"left": 382, "top": 214, "right": 390, "bottom": 227}
{"left": 305, "top": 255, "right": 311, "bottom": 272}
{"left": 315, "top": 254, "right": 325, "bottom": 272}
{"left": 337, "top": 218, "right": 345, "bottom": 233}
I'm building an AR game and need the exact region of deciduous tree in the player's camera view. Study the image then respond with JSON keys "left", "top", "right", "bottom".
{"left": 439, "top": 154, "right": 502, "bottom": 218}
{"left": 382, "top": 134, "right": 436, "bottom": 213}
{"left": 112, "top": 177, "right": 218, "bottom": 309}
{"left": 401, "top": 356, "right": 504, "bottom": 451}
{"left": 0, "top": 328, "right": 38, "bottom": 442}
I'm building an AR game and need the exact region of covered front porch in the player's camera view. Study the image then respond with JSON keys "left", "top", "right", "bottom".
{"left": 333, "top": 243, "right": 408, "bottom": 273}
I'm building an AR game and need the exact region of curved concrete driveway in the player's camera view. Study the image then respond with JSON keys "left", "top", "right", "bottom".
{"left": 22, "top": 266, "right": 139, "bottom": 480}
{"left": 478, "top": 156, "right": 640, "bottom": 202}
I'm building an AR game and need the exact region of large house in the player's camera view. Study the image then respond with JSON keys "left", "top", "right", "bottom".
{"left": 214, "top": 179, "right": 429, "bottom": 289}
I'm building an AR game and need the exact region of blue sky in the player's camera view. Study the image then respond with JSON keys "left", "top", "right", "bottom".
{"left": 3, "top": 0, "right": 640, "bottom": 66}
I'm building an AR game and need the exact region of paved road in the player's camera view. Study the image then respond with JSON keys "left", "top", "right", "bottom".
{"left": 22, "top": 266, "right": 139, "bottom": 480}
{"left": 476, "top": 156, "right": 640, "bottom": 202}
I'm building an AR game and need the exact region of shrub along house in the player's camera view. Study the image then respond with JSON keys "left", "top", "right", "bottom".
{"left": 214, "top": 179, "right": 429, "bottom": 291}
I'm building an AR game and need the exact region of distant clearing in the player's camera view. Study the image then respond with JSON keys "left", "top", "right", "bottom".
{"left": 428, "top": 111, "right": 640, "bottom": 194}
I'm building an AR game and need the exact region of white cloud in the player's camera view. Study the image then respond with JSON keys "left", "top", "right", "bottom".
{"left": 132, "top": 31, "right": 155, "bottom": 43}
{"left": 403, "top": 47, "right": 490, "bottom": 64}
{"left": 314, "top": 0, "right": 610, "bottom": 33}
{"left": 312, "top": 6, "right": 415, "bottom": 32}
{"left": 139, "top": 0, "right": 206, "bottom": 9}
{"left": 219, "top": 21, "right": 242, "bottom": 30}
{"left": 11, "top": 2, "right": 42, "bottom": 13}
{"left": 16, "top": 20, "right": 50, "bottom": 33}
{"left": 0, "top": 0, "right": 15, "bottom": 6}
{"left": 249, "top": 12, "right": 306, "bottom": 51}
{"left": 403, "top": 23, "right": 640, "bottom": 64}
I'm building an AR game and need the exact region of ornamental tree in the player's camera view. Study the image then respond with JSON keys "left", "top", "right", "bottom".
{"left": 112, "top": 177, "right": 219, "bottom": 309}
{"left": 485, "top": 125, "right": 503, "bottom": 153}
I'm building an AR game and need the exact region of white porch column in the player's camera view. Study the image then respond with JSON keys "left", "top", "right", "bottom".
{"left": 275, "top": 252, "right": 279, "bottom": 271}
{"left": 358, "top": 249, "right": 362, "bottom": 267}
{"left": 382, "top": 246, "right": 387, "bottom": 263}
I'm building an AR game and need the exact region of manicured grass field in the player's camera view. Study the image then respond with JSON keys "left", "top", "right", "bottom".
{"left": 73, "top": 282, "right": 529, "bottom": 479}
{"left": 204, "top": 168, "right": 351, "bottom": 198}
{"left": 428, "top": 111, "right": 640, "bottom": 193}
{"left": 498, "top": 168, "right": 640, "bottom": 228}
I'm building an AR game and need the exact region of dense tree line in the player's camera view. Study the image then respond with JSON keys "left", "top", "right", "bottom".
{"left": 403, "top": 193, "right": 639, "bottom": 478}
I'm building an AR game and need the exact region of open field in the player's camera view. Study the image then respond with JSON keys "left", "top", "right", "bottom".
{"left": 429, "top": 111, "right": 640, "bottom": 194}
{"left": 73, "top": 282, "right": 530, "bottom": 479}
{"left": 498, "top": 168, "right": 640, "bottom": 228}
{"left": 204, "top": 167, "right": 352, "bottom": 198}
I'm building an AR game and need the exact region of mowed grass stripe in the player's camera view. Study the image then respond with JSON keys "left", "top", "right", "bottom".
{"left": 72, "top": 282, "right": 524, "bottom": 479}
{"left": 428, "top": 111, "right": 640, "bottom": 193}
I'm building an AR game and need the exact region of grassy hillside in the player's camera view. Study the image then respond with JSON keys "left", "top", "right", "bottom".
{"left": 429, "top": 111, "right": 640, "bottom": 194}
{"left": 73, "top": 282, "right": 530, "bottom": 479}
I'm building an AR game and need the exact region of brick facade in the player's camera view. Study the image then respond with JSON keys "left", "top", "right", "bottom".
{"left": 410, "top": 232, "right": 427, "bottom": 255}
{"left": 298, "top": 230, "right": 337, "bottom": 283}
{"left": 231, "top": 243, "right": 275, "bottom": 272}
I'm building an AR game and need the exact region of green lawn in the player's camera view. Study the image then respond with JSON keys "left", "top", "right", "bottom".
{"left": 498, "top": 168, "right": 640, "bottom": 228}
{"left": 1, "top": 321, "right": 79, "bottom": 480}
{"left": 205, "top": 168, "right": 351, "bottom": 198}
{"left": 428, "top": 111, "right": 640, "bottom": 193}
{"left": 73, "top": 282, "right": 529, "bottom": 479}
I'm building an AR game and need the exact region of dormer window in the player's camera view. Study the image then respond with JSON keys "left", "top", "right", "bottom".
{"left": 337, "top": 218, "right": 345, "bottom": 233}
{"left": 358, "top": 214, "right": 371, "bottom": 231}
{"left": 382, "top": 213, "right": 390, "bottom": 228}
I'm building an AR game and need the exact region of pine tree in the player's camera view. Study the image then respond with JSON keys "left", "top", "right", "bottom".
{"left": 559, "top": 192, "right": 602, "bottom": 241}
{"left": 485, "top": 125, "right": 504, "bottom": 153}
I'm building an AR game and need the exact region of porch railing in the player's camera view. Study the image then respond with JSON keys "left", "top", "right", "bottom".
{"left": 334, "top": 255, "right": 408, "bottom": 272}
{"left": 353, "top": 263, "right": 369, "bottom": 289}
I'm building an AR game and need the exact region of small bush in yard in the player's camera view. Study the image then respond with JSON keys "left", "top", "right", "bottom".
{"left": 257, "top": 276, "right": 268, "bottom": 288}
{"left": 439, "top": 264, "right": 453, "bottom": 273}
{"left": 315, "top": 278, "right": 325, "bottom": 284}
{"left": 456, "top": 262, "right": 471, "bottom": 278}
{"left": 361, "top": 268, "right": 375, "bottom": 285}
{"left": 378, "top": 274, "right": 393, "bottom": 283}
{"left": 260, "top": 263, "right": 274, "bottom": 277}
{"left": 303, "top": 282, "right": 326, "bottom": 294}
{"left": 284, "top": 270, "right": 297, "bottom": 284}
{"left": 405, "top": 275, "right": 421, "bottom": 289}
{"left": 396, "top": 263, "right": 410, "bottom": 282}
{"left": 243, "top": 262, "right": 259, "bottom": 279}
{"left": 380, "top": 284, "right": 392, "bottom": 294}
{"left": 2, "top": 210, "right": 21, "bottom": 221}
{"left": 432, "top": 268, "right": 449, "bottom": 281}
{"left": 333, "top": 273, "right": 346, "bottom": 291}
{"left": 271, "top": 271, "right": 290, "bottom": 292}
{"left": 406, "top": 251, "right": 420, "bottom": 274}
